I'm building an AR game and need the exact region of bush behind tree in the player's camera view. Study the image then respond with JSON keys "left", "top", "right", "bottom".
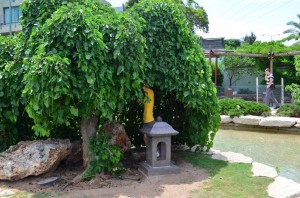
{"left": 120, "top": 0, "right": 220, "bottom": 148}
{"left": 219, "top": 98, "right": 270, "bottom": 117}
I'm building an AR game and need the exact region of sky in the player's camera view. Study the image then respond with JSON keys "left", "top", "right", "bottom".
{"left": 107, "top": 0, "right": 300, "bottom": 42}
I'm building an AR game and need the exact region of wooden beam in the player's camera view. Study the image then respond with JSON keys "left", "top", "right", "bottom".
{"left": 274, "top": 51, "right": 300, "bottom": 57}
{"left": 207, "top": 52, "right": 267, "bottom": 58}
{"left": 204, "top": 50, "right": 300, "bottom": 58}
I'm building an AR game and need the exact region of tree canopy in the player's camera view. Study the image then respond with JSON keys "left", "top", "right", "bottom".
{"left": 126, "top": 0, "right": 209, "bottom": 33}
{"left": 0, "top": 0, "right": 219, "bottom": 171}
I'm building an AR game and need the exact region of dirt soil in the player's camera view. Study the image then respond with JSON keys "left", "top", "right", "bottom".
{"left": 0, "top": 149, "right": 209, "bottom": 198}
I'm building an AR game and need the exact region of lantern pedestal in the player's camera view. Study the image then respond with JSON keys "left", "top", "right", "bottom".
{"left": 139, "top": 118, "right": 180, "bottom": 176}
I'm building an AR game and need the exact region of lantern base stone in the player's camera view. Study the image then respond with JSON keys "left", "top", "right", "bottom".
{"left": 139, "top": 161, "right": 180, "bottom": 176}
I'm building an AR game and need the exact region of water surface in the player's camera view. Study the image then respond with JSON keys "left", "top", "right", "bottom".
{"left": 213, "top": 128, "right": 300, "bottom": 183}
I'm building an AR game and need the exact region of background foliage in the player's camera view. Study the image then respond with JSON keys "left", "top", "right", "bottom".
{"left": 0, "top": 35, "right": 34, "bottom": 151}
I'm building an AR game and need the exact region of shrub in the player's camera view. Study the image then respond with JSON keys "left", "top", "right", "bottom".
{"left": 276, "top": 104, "right": 300, "bottom": 117}
{"left": 83, "top": 131, "right": 124, "bottom": 180}
{"left": 286, "top": 84, "right": 300, "bottom": 113}
{"left": 219, "top": 98, "right": 270, "bottom": 117}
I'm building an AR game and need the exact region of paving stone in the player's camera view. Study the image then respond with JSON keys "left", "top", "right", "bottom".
{"left": 233, "top": 115, "right": 261, "bottom": 125}
{"left": 252, "top": 162, "right": 277, "bottom": 178}
{"left": 267, "top": 176, "right": 300, "bottom": 198}
{"left": 211, "top": 151, "right": 252, "bottom": 163}
{"left": 221, "top": 115, "right": 233, "bottom": 124}
{"left": 259, "top": 117, "right": 298, "bottom": 127}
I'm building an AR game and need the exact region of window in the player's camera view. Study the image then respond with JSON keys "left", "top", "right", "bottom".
{"left": 4, "top": 6, "right": 21, "bottom": 24}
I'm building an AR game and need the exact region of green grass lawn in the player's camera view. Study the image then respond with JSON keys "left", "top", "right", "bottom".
{"left": 176, "top": 151, "right": 273, "bottom": 198}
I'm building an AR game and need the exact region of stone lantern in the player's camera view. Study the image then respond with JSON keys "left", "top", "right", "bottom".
{"left": 139, "top": 117, "right": 180, "bottom": 176}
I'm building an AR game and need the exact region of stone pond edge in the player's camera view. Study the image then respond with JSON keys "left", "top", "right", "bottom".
{"left": 204, "top": 148, "right": 300, "bottom": 198}
{"left": 221, "top": 115, "right": 300, "bottom": 131}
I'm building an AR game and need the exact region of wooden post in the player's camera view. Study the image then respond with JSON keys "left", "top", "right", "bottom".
{"left": 208, "top": 45, "right": 213, "bottom": 84}
{"left": 256, "top": 77, "right": 258, "bottom": 103}
{"left": 281, "top": 78, "right": 284, "bottom": 105}
{"left": 269, "top": 47, "right": 273, "bottom": 73}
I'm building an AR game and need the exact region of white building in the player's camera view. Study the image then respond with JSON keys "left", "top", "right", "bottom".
{"left": 0, "top": 0, "right": 22, "bottom": 35}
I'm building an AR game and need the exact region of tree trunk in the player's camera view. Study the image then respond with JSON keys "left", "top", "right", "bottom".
{"left": 80, "top": 116, "right": 98, "bottom": 168}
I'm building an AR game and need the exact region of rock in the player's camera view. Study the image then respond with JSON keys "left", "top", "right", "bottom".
{"left": 295, "top": 119, "right": 300, "bottom": 128}
{"left": 0, "top": 139, "right": 71, "bottom": 181}
{"left": 221, "top": 115, "right": 233, "bottom": 123}
{"left": 172, "top": 144, "right": 190, "bottom": 151}
{"left": 233, "top": 115, "right": 261, "bottom": 125}
{"left": 211, "top": 151, "right": 252, "bottom": 163}
{"left": 64, "top": 140, "right": 83, "bottom": 166}
{"left": 190, "top": 144, "right": 201, "bottom": 152}
{"left": 252, "top": 162, "right": 277, "bottom": 178}
{"left": 259, "top": 117, "right": 298, "bottom": 127}
{"left": 0, "top": 189, "right": 16, "bottom": 197}
{"left": 205, "top": 148, "right": 221, "bottom": 155}
{"left": 267, "top": 176, "right": 300, "bottom": 198}
{"left": 103, "top": 121, "right": 131, "bottom": 153}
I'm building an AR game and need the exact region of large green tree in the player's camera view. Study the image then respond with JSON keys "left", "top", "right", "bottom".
{"left": 2, "top": 0, "right": 219, "bottom": 174}
{"left": 21, "top": 0, "right": 146, "bottom": 168}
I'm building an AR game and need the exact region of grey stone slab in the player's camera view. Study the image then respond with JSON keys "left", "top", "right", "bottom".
{"left": 233, "top": 115, "right": 261, "bottom": 125}
{"left": 259, "top": 117, "right": 298, "bottom": 127}
{"left": 211, "top": 151, "right": 252, "bottom": 163}
{"left": 139, "top": 162, "right": 180, "bottom": 176}
{"left": 252, "top": 162, "right": 277, "bottom": 178}
{"left": 267, "top": 176, "right": 300, "bottom": 198}
{"left": 221, "top": 115, "right": 233, "bottom": 124}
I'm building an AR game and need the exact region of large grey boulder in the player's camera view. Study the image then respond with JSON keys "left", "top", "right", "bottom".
{"left": 0, "top": 139, "right": 71, "bottom": 181}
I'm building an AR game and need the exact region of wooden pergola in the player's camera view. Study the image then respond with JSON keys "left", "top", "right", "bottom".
{"left": 205, "top": 48, "right": 300, "bottom": 85}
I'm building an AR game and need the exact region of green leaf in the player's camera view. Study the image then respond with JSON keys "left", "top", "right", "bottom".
{"left": 86, "top": 75, "right": 95, "bottom": 84}
{"left": 70, "top": 106, "right": 78, "bottom": 117}
{"left": 117, "top": 66, "right": 124, "bottom": 75}
{"left": 86, "top": 53, "right": 92, "bottom": 60}
{"left": 183, "top": 91, "right": 189, "bottom": 97}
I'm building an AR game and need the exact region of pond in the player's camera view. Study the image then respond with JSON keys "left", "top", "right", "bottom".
{"left": 213, "top": 128, "right": 300, "bottom": 183}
